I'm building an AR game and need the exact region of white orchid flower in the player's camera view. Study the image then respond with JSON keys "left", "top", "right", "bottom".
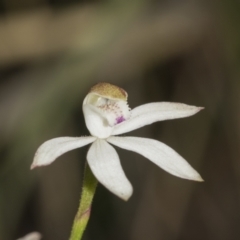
{"left": 31, "top": 83, "right": 203, "bottom": 200}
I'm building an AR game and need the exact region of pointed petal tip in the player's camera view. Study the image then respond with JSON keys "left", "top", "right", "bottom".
{"left": 196, "top": 175, "right": 204, "bottom": 182}
{"left": 118, "top": 184, "right": 133, "bottom": 201}
{"left": 193, "top": 106, "right": 204, "bottom": 114}
{"left": 30, "top": 163, "right": 47, "bottom": 170}
{"left": 30, "top": 164, "right": 35, "bottom": 170}
{"left": 120, "top": 192, "right": 132, "bottom": 201}
{"left": 190, "top": 173, "right": 204, "bottom": 182}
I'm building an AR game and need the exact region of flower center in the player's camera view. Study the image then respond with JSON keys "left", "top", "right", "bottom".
{"left": 89, "top": 95, "right": 130, "bottom": 126}
{"left": 82, "top": 83, "right": 130, "bottom": 138}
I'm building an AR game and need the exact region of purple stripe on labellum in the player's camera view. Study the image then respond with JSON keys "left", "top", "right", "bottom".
{"left": 116, "top": 116, "right": 125, "bottom": 124}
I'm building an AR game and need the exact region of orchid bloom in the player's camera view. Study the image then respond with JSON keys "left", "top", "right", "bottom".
{"left": 31, "top": 82, "right": 203, "bottom": 200}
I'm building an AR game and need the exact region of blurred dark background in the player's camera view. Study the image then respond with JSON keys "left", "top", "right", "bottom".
{"left": 1, "top": 0, "right": 240, "bottom": 239}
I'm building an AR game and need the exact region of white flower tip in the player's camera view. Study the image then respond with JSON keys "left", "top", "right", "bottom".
{"left": 119, "top": 190, "right": 133, "bottom": 201}
{"left": 197, "top": 106, "right": 205, "bottom": 112}
{"left": 122, "top": 196, "right": 131, "bottom": 201}
{"left": 195, "top": 174, "right": 204, "bottom": 182}
{"left": 109, "top": 181, "right": 133, "bottom": 201}
{"left": 185, "top": 105, "right": 204, "bottom": 118}
{"left": 187, "top": 172, "right": 204, "bottom": 182}
{"left": 17, "top": 232, "right": 42, "bottom": 240}
{"left": 30, "top": 155, "right": 47, "bottom": 170}
{"left": 30, "top": 151, "right": 52, "bottom": 170}
{"left": 30, "top": 164, "right": 36, "bottom": 170}
{"left": 189, "top": 106, "right": 204, "bottom": 115}
{"left": 30, "top": 158, "right": 52, "bottom": 170}
{"left": 30, "top": 162, "right": 44, "bottom": 170}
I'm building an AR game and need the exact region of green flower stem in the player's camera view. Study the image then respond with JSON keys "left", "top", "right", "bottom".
{"left": 69, "top": 162, "right": 98, "bottom": 240}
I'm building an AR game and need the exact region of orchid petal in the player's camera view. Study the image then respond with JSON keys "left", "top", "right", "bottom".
{"left": 82, "top": 103, "right": 114, "bottom": 139}
{"left": 87, "top": 139, "right": 133, "bottom": 200}
{"left": 112, "top": 102, "right": 203, "bottom": 135}
{"left": 107, "top": 136, "right": 203, "bottom": 181}
{"left": 17, "top": 232, "right": 42, "bottom": 240}
{"left": 31, "top": 136, "right": 96, "bottom": 169}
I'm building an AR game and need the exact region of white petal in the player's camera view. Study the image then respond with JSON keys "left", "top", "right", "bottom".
{"left": 17, "top": 232, "right": 42, "bottom": 240}
{"left": 31, "top": 136, "right": 96, "bottom": 169}
{"left": 107, "top": 136, "right": 203, "bottom": 181}
{"left": 82, "top": 99, "right": 114, "bottom": 139}
{"left": 87, "top": 139, "right": 133, "bottom": 200}
{"left": 112, "top": 102, "right": 203, "bottom": 135}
